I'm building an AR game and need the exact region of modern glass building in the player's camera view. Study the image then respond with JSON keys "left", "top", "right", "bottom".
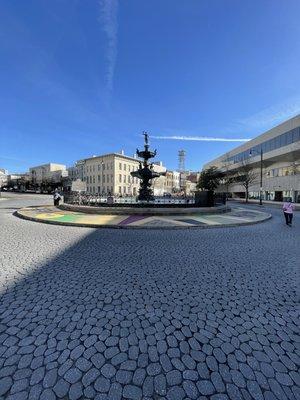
{"left": 203, "top": 115, "right": 300, "bottom": 202}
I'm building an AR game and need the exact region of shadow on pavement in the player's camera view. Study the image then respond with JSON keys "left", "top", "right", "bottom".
{"left": 0, "top": 213, "right": 299, "bottom": 399}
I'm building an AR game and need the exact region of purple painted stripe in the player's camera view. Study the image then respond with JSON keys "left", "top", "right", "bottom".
{"left": 118, "top": 215, "right": 147, "bottom": 226}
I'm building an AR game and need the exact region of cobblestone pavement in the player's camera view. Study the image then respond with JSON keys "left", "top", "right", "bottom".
{"left": 0, "top": 194, "right": 299, "bottom": 400}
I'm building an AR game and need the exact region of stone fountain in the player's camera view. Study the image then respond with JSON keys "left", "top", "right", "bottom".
{"left": 131, "top": 132, "right": 166, "bottom": 201}
{"left": 60, "top": 131, "right": 230, "bottom": 217}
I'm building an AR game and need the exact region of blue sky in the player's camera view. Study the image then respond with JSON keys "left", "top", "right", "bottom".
{"left": 1, "top": 0, "right": 300, "bottom": 173}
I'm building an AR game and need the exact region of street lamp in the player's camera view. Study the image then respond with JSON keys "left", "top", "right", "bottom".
{"left": 249, "top": 148, "right": 263, "bottom": 205}
{"left": 101, "top": 160, "right": 104, "bottom": 196}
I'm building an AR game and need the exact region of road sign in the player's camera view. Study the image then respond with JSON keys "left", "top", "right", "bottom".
{"left": 71, "top": 179, "right": 86, "bottom": 192}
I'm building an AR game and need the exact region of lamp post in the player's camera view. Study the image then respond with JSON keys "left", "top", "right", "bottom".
{"left": 249, "top": 148, "right": 263, "bottom": 205}
{"left": 101, "top": 160, "right": 104, "bottom": 196}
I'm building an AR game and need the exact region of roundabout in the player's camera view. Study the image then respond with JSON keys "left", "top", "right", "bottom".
{"left": 16, "top": 135, "right": 272, "bottom": 228}
{"left": 13, "top": 136, "right": 274, "bottom": 228}
{"left": 16, "top": 204, "right": 271, "bottom": 228}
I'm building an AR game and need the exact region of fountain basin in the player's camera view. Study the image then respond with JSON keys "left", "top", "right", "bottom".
{"left": 59, "top": 203, "right": 230, "bottom": 215}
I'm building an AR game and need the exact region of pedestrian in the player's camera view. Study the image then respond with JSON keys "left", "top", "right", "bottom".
{"left": 53, "top": 190, "right": 61, "bottom": 206}
{"left": 282, "top": 197, "right": 295, "bottom": 226}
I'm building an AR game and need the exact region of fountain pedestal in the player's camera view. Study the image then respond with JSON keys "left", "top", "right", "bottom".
{"left": 131, "top": 132, "right": 165, "bottom": 201}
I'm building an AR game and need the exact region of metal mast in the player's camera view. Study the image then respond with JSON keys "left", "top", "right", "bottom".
{"left": 178, "top": 150, "right": 186, "bottom": 172}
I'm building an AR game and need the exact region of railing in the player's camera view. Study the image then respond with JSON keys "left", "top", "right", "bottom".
{"left": 63, "top": 193, "right": 197, "bottom": 207}
{"left": 63, "top": 192, "right": 227, "bottom": 208}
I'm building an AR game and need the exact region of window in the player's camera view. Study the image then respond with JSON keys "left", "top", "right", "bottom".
{"left": 269, "top": 138, "right": 275, "bottom": 151}
{"left": 226, "top": 127, "right": 300, "bottom": 163}
{"left": 119, "top": 163, "right": 122, "bottom": 170}
{"left": 280, "top": 134, "right": 287, "bottom": 147}
{"left": 119, "top": 174, "right": 122, "bottom": 183}
{"left": 98, "top": 175, "right": 100, "bottom": 182}
{"left": 123, "top": 175, "right": 126, "bottom": 183}
{"left": 286, "top": 131, "right": 292, "bottom": 146}
{"left": 124, "top": 164, "right": 126, "bottom": 171}
{"left": 93, "top": 176, "right": 95, "bottom": 183}
{"left": 119, "top": 186, "right": 122, "bottom": 194}
{"left": 98, "top": 186, "right": 100, "bottom": 192}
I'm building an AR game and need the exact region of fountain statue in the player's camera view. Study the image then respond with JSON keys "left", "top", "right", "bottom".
{"left": 131, "top": 132, "right": 166, "bottom": 201}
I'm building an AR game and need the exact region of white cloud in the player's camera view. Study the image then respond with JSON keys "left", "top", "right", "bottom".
{"left": 99, "top": 0, "right": 118, "bottom": 101}
{"left": 0, "top": 155, "right": 26, "bottom": 162}
{"left": 152, "top": 136, "right": 251, "bottom": 142}
{"left": 238, "top": 97, "right": 300, "bottom": 130}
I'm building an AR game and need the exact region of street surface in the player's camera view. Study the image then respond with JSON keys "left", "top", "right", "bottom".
{"left": 0, "top": 194, "right": 299, "bottom": 400}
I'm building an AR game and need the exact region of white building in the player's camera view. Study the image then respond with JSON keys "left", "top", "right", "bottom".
{"left": 29, "top": 163, "right": 67, "bottom": 187}
{"left": 203, "top": 115, "right": 300, "bottom": 202}
{"left": 152, "top": 162, "right": 167, "bottom": 196}
{"left": 0, "top": 169, "right": 8, "bottom": 188}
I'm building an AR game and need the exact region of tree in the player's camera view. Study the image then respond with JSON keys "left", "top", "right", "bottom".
{"left": 220, "top": 155, "right": 235, "bottom": 195}
{"left": 233, "top": 162, "right": 258, "bottom": 202}
{"left": 197, "top": 166, "right": 224, "bottom": 192}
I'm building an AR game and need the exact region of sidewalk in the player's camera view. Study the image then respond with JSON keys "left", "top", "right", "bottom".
{"left": 230, "top": 198, "right": 300, "bottom": 210}
{"left": 16, "top": 205, "right": 272, "bottom": 229}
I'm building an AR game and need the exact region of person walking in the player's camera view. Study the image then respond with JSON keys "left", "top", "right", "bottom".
{"left": 53, "top": 189, "right": 61, "bottom": 207}
{"left": 283, "top": 198, "right": 295, "bottom": 226}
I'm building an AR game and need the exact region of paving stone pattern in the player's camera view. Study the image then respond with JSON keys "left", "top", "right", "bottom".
{"left": 0, "top": 194, "right": 299, "bottom": 400}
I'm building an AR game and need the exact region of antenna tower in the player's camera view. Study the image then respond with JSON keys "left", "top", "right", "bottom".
{"left": 178, "top": 150, "right": 186, "bottom": 172}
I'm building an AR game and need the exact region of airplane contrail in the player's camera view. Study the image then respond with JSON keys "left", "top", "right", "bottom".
{"left": 152, "top": 135, "right": 251, "bottom": 142}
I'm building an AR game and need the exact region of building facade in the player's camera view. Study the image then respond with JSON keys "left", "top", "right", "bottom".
{"left": 67, "top": 160, "right": 85, "bottom": 182}
{"left": 203, "top": 115, "right": 300, "bottom": 202}
{"left": 0, "top": 169, "right": 8, "bottom": 188}
{"left": 151, "top": 162, "right": 167, "bottom": 196}
{"left": 81, "top": 153, "right": 140, "bottom": 196}
{"left": 79, "top": 154, "right": 172, "bottom": 197}
{"left": 164, "top": 171, "right": 181, "bottom": 194}
{"left": 178, "top": 171, "right": 199, "bottom": 195}
{"left": 29, "top": 163, "right": 67, "bottom": 187}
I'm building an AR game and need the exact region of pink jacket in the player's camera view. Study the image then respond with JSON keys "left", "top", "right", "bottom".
{"left": 283, "top": 202, "right": 295, "bottom": 214}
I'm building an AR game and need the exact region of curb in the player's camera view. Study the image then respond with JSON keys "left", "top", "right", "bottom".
{"left": 15, "top": 209, "right": 272, "bottom": 230}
